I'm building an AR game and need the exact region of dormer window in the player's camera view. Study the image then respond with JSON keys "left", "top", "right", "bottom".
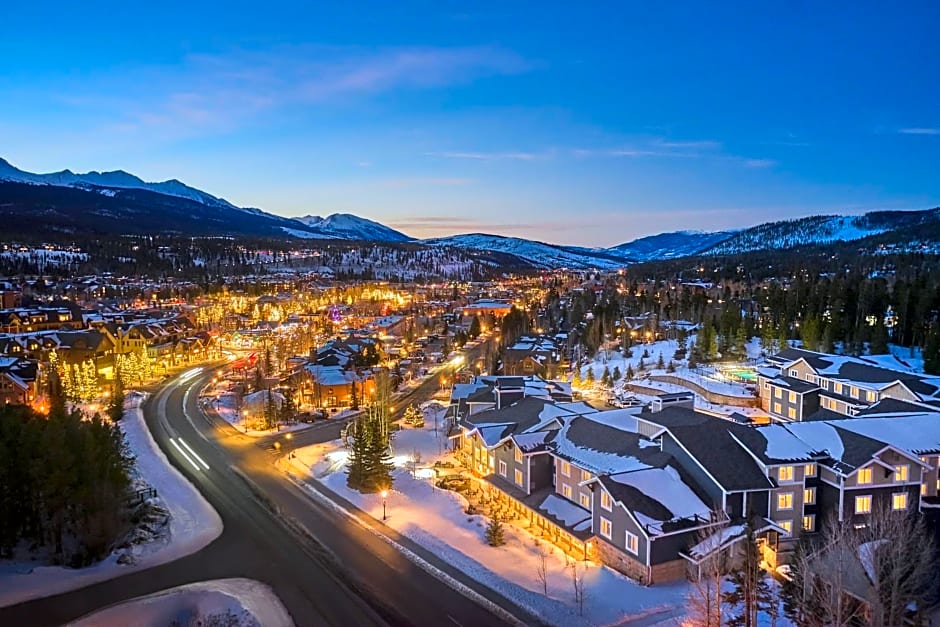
{"left": 858, "top": 468, "right": 873, "bottom": 484}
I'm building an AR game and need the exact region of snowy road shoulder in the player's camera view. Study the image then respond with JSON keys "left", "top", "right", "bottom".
{"left": 0, "top": 392, "right": 223, "bottom": 608}
{"left": 68, "top": 578, "right": 293, "bottom": 627}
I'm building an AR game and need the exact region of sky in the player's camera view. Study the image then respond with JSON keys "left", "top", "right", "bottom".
{"left": 1, "top": 2, "right": 939, "bottom": 247}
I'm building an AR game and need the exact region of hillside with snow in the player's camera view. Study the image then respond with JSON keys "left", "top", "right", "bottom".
{"left": 702, "top": 209, "right": 940, "bottom": 256}
{"left": 609, "top": 230, "right": 736, "bottom": 261}
{"left": 424, "top": 233, "right": 629, "bottom": 270}
{"left": 294, "top": 214, "right": 412, "bottom": 242}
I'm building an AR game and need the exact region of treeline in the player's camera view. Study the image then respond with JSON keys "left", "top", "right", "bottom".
{"left": 0, "top": 404, "right": 133, "bottom": 566}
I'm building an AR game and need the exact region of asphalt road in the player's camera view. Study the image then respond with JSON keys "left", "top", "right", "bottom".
{"left": 0, "top": 354, "right": 535, "bottom": 626}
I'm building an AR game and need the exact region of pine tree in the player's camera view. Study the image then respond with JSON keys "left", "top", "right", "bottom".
{"left": 585, "top": 367, "right": 595, "bottom": 385}
{"left": 485, "top": 516, "right": 506, "bottom": 546}
{"left": 657, "top": 352, "right": 665, "bottom": 369}
{"left": 723, "top": 524, "right": 769, "bottom": 627}
{"left": 601, "top": 366, "right": 611, "bottom": 387}
{"left": 625, "top": 364, "right": 634, "bottom": 379}
{"left": 667, "top": 360, "right": 676, "bottom": 373}
{"left": 612, "top": 366, "right": 621, "bottom": 381}
{"left": 734, "top": 326, "right": 747, "bottom": 356}
{"left": 108, "top": 377, "right": 125, "bottom": 422}
{"left": 572, "top": 369, "right": 581, "bottom": 388}
{"left": 777, "top": 325, "right": 789, "bottom": 353}
{"left": 469, "top": 315, "right": 481, "bottom": 339}
{"left": 925, "top": 326, "right": 940, "bottom": 375}
{"left": 638, "top": 357, "right": 645, "bottom": 371}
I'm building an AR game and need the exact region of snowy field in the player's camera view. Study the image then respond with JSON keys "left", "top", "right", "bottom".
{"left": 71, "top": 578, "right": 293, "bottom": 627}
{"left": 205, "top": 389, "right": 317, "bottom": 438}
{"left": 0, "top": 392, "right": 222, "bottom": 608}
{"left": 288, "top": 406, "right": 691, "bottom": 627}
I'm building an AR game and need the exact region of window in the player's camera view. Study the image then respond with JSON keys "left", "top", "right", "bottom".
{"left": 922, "top": 483, "right": 927, "bottom": 496}
{"left": 802, "top": 515, "right": 815, "bottom": 532}
{"left": 561, "top": 461, "right": 571, "bottom": 477}
{"left": 580, "top": 493, "right": 591, "bottom": 510}
{"left": 581, "top": 469, "right": 591, "bottom": 483}
{"left": 777, "top": 492, "right": 794, "bottom": 510}
{"left": 895, "top": 464, "right": 909, "bottom": 482}
{"left": 562, "top": 484, "right": 573, "bottom": 500}
{"left": 514, "top": 469, "right": 524, "bottom": 487}
{"left": 600, "top": 491, "right": 612, "bottom": 511}
{"left": 855, "top": 495, "right": 872, "bottom": 514}
{"left": 498, "top": 460, "right": 507, "bottom": 477}
{"left": 788, "top": 391, "right": 797, "bottom": 403}
{"left": 787, "top": 407, "right": 797, "bottom": 420}
{"left": 850, "top": 386, "right": 859, "bottom": 399}
{"left": 805, "top": 463, "right": 817, "bottom": 477}
{"left": 514, "top": 446, "right": 523, "bottom": 463}
{"left": 866, "top": 390, "right": 877, "bottom": 403}
{"left": 778, "top": 466, "right": 794, "bottom": 482}
{"left": 857, "top": 468, "right": 873, "bottom": 485}
{"left": 488, "top": 455, "right": 495, "bottom": 471}
{"left": 893, "top": 493, "right": 908, "bottom": 511}
{"left": 773, "top": 402, "right": 783, "bottom": 415}
{"left": 600, "top": 517, "right": 612, "bottom": 539}
{"left": 775, "top": 387, "right": 783, "bottom": 399}
{"left": 834, "top": 382, "right": 843, "bottom": 395}
{"left": 778, "top": 520, "right": 793, "bottom": 536}
{"left": 625, "top": 531, "right": 639, "bottom": 554}
{"left": 789, "top": 369, "right": 798, "bottom": 377}
{"left": 804, "top": 487, "right": 816, "bottom": 504}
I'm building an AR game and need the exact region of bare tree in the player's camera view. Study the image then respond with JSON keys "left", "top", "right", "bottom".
{"left": 864, "top": 505, "right": 936, "bottom": 627}
{"left": 535, "top": 540, "right": 549, "bottom": 596}
{"left": 567, "top": 556, "right": 587, "bottom": 616}
{"left": 685, "top": 519, "right": 729, "bottom": 627}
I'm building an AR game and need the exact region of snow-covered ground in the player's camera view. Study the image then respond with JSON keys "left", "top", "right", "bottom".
{"left": 0, "top": 392, "right": 222, "bottom": 608}
{"left": 288, "top": 406, "right": 691, "bottom": 626}
{"left": 70, "top": 578, "right": 293, "bottom": 627}
{"left": 206, "top": 390, "right": 317, "bottom": 438}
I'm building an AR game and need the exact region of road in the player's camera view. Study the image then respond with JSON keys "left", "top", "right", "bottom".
{"left": 0, "top": 352, "right": 538, "bottom": 626}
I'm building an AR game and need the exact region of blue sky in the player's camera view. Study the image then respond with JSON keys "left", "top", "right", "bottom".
{"left": 2, "top": 2, "right": 938, "bottom": 246}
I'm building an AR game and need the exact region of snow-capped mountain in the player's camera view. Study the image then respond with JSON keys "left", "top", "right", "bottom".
{"left": 702, "top": 209, "right": 940, "bottom": 256}
{"left": 424, "top": 233, "right": 629, "bottom": 270}
{"left": 609, "top": 230, "right": 736, "bottom": 261}
{"left": 294, "top": 214, "right": 412, "bottom": 242}
{"left": 0, "top": 157, "right": 246, "bottom": 211}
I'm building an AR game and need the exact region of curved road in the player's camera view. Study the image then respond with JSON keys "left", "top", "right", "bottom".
{"left": 0, "top": 359, "right": 537, "bottom": 626}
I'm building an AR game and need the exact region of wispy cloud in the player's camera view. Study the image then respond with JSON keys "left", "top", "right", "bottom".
{"left": 69, "top": 45, "right": 530, "bottom": 140}
{"left": 428, "top": 150, "right": 545, "bottom": 161}
{"left": 378, "top": 177, "right": 475, "bottom": 189}
{"left": 742, "top": 158, "right": 776, "bottom": 168}
{"left": 898, "top": 127, "right": 940, "bottom": 135}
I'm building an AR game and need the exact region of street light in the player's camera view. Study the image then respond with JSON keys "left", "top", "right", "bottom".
{"left": 381, "top": 489, "right": 388, "bottom": 520}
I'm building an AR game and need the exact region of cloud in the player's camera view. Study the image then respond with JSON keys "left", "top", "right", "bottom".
{"left": 742, "top": 158, "right": 776, "bottom": 168}
{"left": 428, "top": 150, "right": 545, "bottom": 161}
{"left": 898, "top": 128, "right": 940, "bottom": 135}
{"left": 67, "top": 44, "right": 530, "bottom": 140}
{"left": 377, "top": 177, "right": 475, "bottom": 189}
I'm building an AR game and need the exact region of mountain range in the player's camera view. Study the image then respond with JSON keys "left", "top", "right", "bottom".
{"left": 1, "top": 157, "right": 938, "bottom": 269}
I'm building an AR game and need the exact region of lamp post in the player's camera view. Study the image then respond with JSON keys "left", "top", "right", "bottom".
{"left": 381, "top": 489, "right": 388, "bottom": 521}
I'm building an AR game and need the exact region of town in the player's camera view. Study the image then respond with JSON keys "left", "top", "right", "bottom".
{"left": 1, "top": 256, "right": 939, "bottom": 626}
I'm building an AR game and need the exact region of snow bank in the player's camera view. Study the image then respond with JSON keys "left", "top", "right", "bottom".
{"left": 70, "top": 578, "right": 293, "bottom": 627}
{"left": 0, "top": 392, "right": 223, "bottom": 608}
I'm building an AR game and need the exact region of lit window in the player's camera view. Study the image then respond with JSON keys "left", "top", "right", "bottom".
{"left": 788, "top": 407, "right": 797, "bottom": 420}
{"left": 867, "top": 391, "right": 877, "bottom": 402}
{"left": 804, "top": 487, "right": 816, "bottom": 504}
{"left": 581, "top": 469, "right": 591, "bottom": 483}
{"left": 921, "top": 483, "right": 927, "bottom": 496}
{"left": 600, "top": 517, "right": 612, "bottom": 539}
{"left": 498, "top": 460, "right": 507, "bottom": 477}
{"left": 625, "top": 531, "right": 639, "bottom": 554}
{"left": 856, "top": 495, "right": 872, "bottom": 514}
{"left": 561, "top": 461, "right": 571, "bottom": 477}
{"left": 893, "top": 493, "right": 908, "bottom": 511}
{"left": 514, "top": 446, "right": 523, "bottom": 463}
{"left": 514, "top": 469, "right": 523, "bottom": 487}
{"left": 600, "top": 491, "right": 612, "bottom": 511}
{"left": 777, "top": 492, "right": 794, "bottom": 510}
{"left": 775, "top": 388, "right": 783, "bottom": 399}
{"left": 562, "top": 484, "right": 573, "bottom": 499}
{"left": 773, "top": 402, "right": 782, "bottom": 414}
{"left": 834, "top": 382, "right": 843, "bottom": 394}
{"left": 857, "top": 468, "right": 873, "bottom": 485}
{"left": 778, "top": 520, "right": 793, "bottom": 536}
{"left": 778, "top": 466, "right": 794, "bottom": 482}
{"left": 850, "top": 386, "right": 859, "bottom": 398}
{"left": 802, "top": 515, "right": 815, "bottom": 532}
{"left": 895, "top": 465, "right": 909, "bottom": 482}
{"left": 788, "top": 391, "right": 797, "bottom": 403}
{"left": 580, "top": 493, "right": 591, "bottom": 509}
{"left": 805, "top": 463, "right": 817, "bottom": 477}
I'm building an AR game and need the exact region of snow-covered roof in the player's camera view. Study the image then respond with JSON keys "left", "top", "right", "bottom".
{"left": 537, "top": 493, "right": 591, "bottom": 529}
